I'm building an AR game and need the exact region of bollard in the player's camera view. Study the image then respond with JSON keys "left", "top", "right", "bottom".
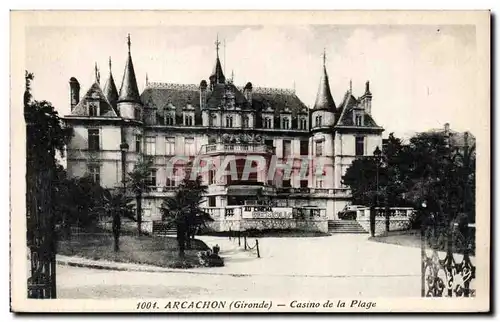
{"left": 256, "top": 239, "right": 260, "bottom": 258}
{"left": 238, "top": 233, "right": 241, "bottom": 246}
{"left": 244, "top": 236, "right": 247, "bottom": 250}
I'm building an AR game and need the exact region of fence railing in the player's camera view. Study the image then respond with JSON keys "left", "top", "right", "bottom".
{"left": 421, "top": 220, "right": 475, "bottom": 297}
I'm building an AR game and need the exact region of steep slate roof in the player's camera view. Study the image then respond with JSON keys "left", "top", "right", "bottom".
{"left": 118, "top": 50, "right": 141, "bottom": 104}
{"left": 141, "top": 84, "right": 202, "bottom": 125}
{"left": 70, "top": 82, "right": 118, "bottom": 117}
{"left": 251, "top": 88, "right": 308, "bottom": 116}
{"left": 206, "top": 83, "right": 247, "bottom": 109}
{"left": 103, "top": 64, "right": 119, "bottom": 110}
{"left": 313, "top": 66, "right": 336, "bottom": 112}
{"left": 141, "top": 83, "right": 309, "bottom": 124}
{"left": 209, "top": 57, "right": 226, "bottom": 84}
{"left": 335, "top": 93, "right": 380, "bottom": 128}
{"left": 141, "top": 84, "right": 199, "bottom": 115}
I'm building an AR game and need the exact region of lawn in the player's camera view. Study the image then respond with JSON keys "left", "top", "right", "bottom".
{"left": 57, "top": 233, "right": 211, "bottom": 269}
{"left": 369, "top": 229, "right": 475, "bottom": 255}
{"left": 369, "top": 230, "right": 422, "bottom": 249}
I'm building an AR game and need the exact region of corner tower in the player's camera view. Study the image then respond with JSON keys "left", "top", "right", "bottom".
{"left": 309, "top": 49, "right": 337, "bottom": 218}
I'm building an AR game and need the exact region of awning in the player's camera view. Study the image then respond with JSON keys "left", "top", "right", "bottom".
{"left": 227, "top": 186, "right": 262, "bottom": 196}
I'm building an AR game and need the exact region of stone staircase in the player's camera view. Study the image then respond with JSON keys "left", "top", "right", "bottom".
{"left": 328, "top": 220, "right": 368, "bottom": 234}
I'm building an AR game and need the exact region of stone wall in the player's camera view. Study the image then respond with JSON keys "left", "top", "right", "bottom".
{"left": 357, "top": 218, "right": 411, "bottom": 236}
{"left": 354, "top": 207, "right": 413, "bottom": 236}
{"left": 206, "top": 218, "right": 328, "bottom": 233}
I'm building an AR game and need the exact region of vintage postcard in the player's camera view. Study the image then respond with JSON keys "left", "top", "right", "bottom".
{"left": 10, "top": 10, "right": 490, "bottom": 312}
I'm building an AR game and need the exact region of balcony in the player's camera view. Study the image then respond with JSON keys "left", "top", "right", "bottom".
{"left": 227, "top": 180, "right": 263, "bottom": 186}
{"left": 143, "top": 185, "right": 177, "bottom": 196}
{"left": 310, "top": 188, "right": 351, "bottom": 198}
{"left": 201, "top": 143, "right": 275, "bottom": 155}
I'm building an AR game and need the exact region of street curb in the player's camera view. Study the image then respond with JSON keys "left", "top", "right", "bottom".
{"left": 56, "top": 257, "right": 421, "bottom": 279}
{"left": 56, "top": 258, "right": 203, "bottom": 275}
{"left": 57, "top": 260, "right": 138, "bottom": 272}
{"left": 56, "top": 257, "right": 243, "bottom": 276}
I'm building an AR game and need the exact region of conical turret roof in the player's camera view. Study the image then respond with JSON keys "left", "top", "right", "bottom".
{"left": 210, "top": 57, "right": 225, "bottom": 84}
{"left": 118, "top": 34, "right": 141, "bottom": 104}
{"left": 103, "top": 57, "right": 119, "bottom": 109}
{"left": 209, "top": 35, "right": 225, "bottom": 84}
{"left": 313, "top": 65, "right": 336, "bottom": 112}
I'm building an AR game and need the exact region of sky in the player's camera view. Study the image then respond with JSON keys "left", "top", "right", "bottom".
{"left": 25, "top": 24, "right": 478, "bottom": 139}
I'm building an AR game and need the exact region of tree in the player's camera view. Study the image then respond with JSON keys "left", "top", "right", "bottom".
{"left": 25, "top": 71, "right": 74, "bottom": 238}
{"left": 25, "top": 71, "right": 73, "bottom": 298}
{"left": 101, "top": 189, "right": 135, "bottom": 251}
{"left": 25, "top": 79, "right": 73, "bottom": 165}
{"left": 342, "top": 133, "right": 408, "bottom": 211}
{"left": 454, "top": 143, "right": 476, "bottom": 225}
{"left": 127, "top": 157, "right": 153, "bottom": 236}
{"left": 341, "top": 156, "right": 381, "bottom": 208}
{"left": 53, "top": 174, "right": 105, "bottom": 233}
{"left": 160, "top": 174, "right": 212, "bottom": 257}
{"left": 342, "top": 131, "right": 476, "bottom": 233}
{"left": 405, "top": 132, "right": 476, "bottom": 229}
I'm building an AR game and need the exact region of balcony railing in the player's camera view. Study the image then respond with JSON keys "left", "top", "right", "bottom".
{"left": 203, "top": 205, "right": 327, "bottom": 220}
{"left": 201, "top": 143, "right": 275, "bottom": 155}
{"left": 276, "top": 187, "right": 311, "bottom": 193}
{"left": 227, "top": 180, "right": 264, "bottom": 186}
{"left": 145, "top": 186, "right": 177, "bottom": 193}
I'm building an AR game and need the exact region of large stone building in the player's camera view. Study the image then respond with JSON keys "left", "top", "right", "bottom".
{"left": 63, "top": 35, "right": 384, "bottom": 231}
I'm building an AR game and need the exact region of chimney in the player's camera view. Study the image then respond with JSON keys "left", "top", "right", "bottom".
{"left": 444, "top": 122, "right": 450, "bottom": 133}
{"left": 362, "top": 80, "right": 372, "bottom": 114}
{"left": 69, "top": 77, "right": 80, "bottom": 111}
{"left": 200, "top": 80, "right": 208, "bottom": 109}
{"left": 244, "top": 82, "right": 253, "bottom": 106}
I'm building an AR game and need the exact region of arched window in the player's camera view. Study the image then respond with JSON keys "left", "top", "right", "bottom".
{"left": 242, "top": 115, "right": 250, "bottom": 128}
{"left": 282, "top": 117, "right": 290, "bottom": 129}
{"left": 165, "top": 114, "right": 174, "bottom": 126}
{"left": 134, "top": 108, "right": 141, "bottom": 120}
{"left": 209, "top": 113, "right": 217, "bottom": 126}
{"left": 263, "top": 117, "right": 272, "bottom": 128}
{"left": 300, "top": 118, "right": 307, "bottom": 130}
{"left": 315, "top": 115, "right": 322, "bottom": 127}
{"left": 88, "top": 102, "right": 98, "bottom": 116}
{"left": 185, "top": 114, "right": 193, "bottom": 126}
{"left": 355, "top": 113, "right": 363, "bottom": 126}
{"left": 225, "top": 115, "right": 233, "bottom": 128}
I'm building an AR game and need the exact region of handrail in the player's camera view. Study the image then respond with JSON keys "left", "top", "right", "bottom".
{"left": 244, "top": 236, "right": 261, "bottom": 258}
{"left": 228, "top": 231, "right": 260, "bottom": 258}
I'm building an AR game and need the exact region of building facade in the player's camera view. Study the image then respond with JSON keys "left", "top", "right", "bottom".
{"left": 63, "top": 36, "right": 384, "bottom": 230}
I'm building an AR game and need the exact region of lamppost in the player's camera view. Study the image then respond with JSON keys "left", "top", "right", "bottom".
{"left": 373, "top": 145, "right": 391, "bottom": 234}
{"left": 120, "top": 142, "right": 129, "bottom": 192}
{"left": 113, "top": 141, "right": 129, "bottom": 251}
{"left": 373, "top": 145, "right": 382, "bottom": 226}
{"left": 368, "top": 146, "right": 381, "bottom": 237}
{"left": 420, "top": 200, "right": 427, "bottom": 297}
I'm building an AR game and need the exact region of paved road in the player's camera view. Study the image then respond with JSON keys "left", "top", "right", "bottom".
{"left": 196, "top": 234, "right": 422, "bottom": 277}
{"left": 57, "top": 234, "right": 422, "bottom": 299}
